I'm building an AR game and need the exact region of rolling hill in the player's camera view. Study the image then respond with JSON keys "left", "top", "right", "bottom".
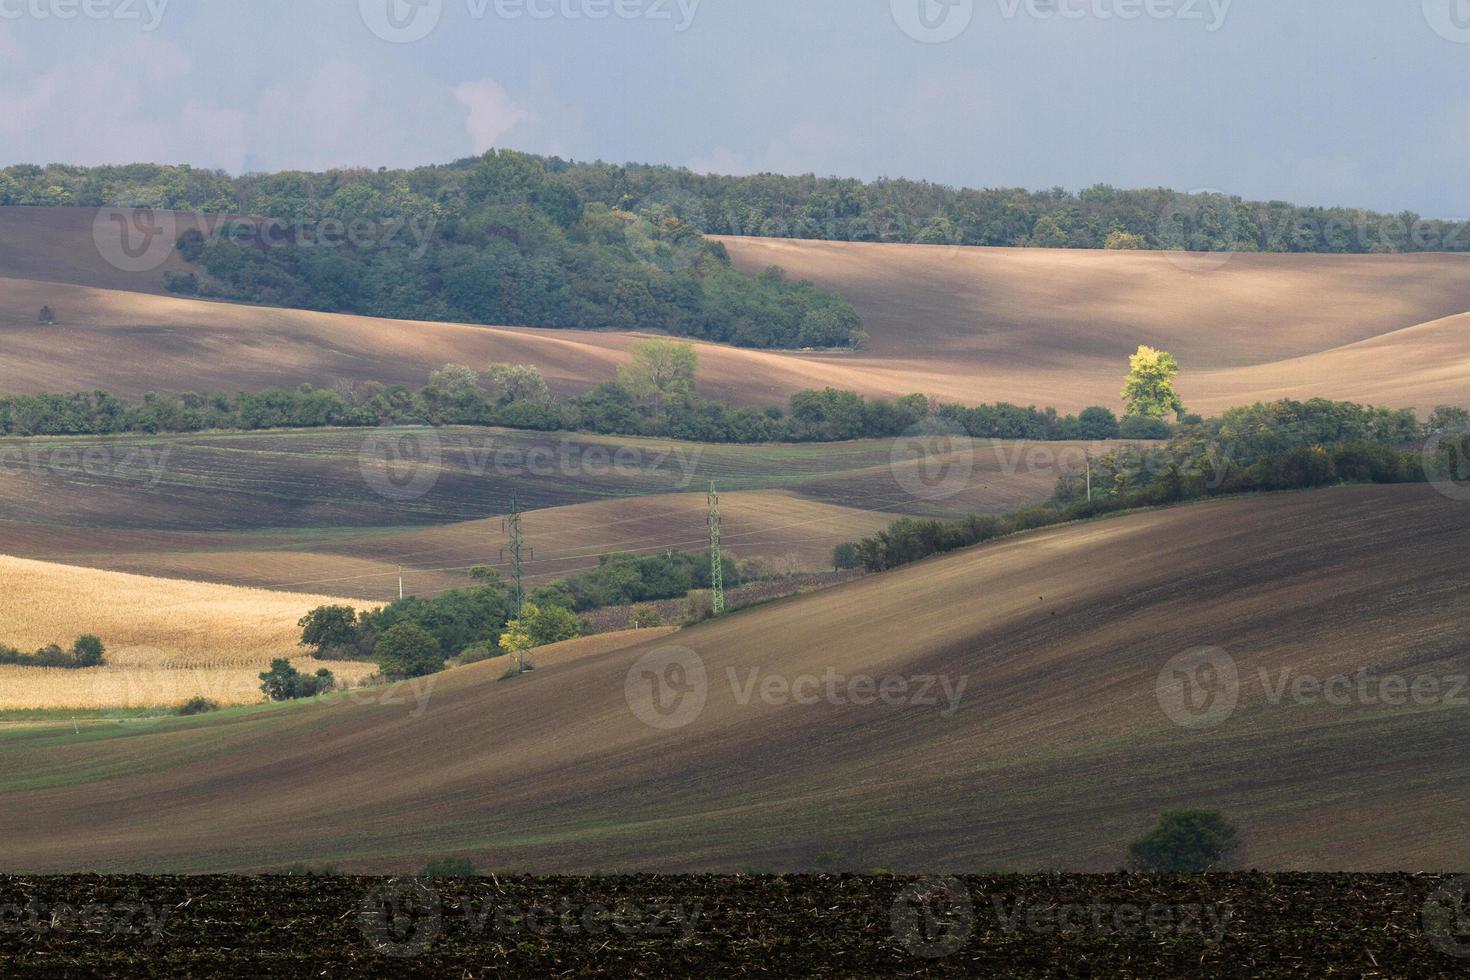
{"left": 5, "top": 207, "right": 1470, "bottom": 413}
{"left": 0, "top": 427, "right": 1099, "bottom": 597}
{"left": 3, "top": 484, "right": 1467, "bottom": 872}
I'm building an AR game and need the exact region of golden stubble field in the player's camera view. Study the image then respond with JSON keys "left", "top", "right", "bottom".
{"left": 0, "top": 554, "right": 376, "bottom": 709}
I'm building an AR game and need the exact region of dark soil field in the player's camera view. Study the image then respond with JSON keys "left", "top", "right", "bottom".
{"left": 2, "top": 873, "right": 1467, "bottom": 978}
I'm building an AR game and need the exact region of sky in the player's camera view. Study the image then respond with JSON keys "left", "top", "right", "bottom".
{"left": 2, "top": 0, "right": 1468, "bottom": 216}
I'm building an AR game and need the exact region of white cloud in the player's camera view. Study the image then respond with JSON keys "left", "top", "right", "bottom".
{"left": 453, "top": 78, "right": 535, "bottom": 154}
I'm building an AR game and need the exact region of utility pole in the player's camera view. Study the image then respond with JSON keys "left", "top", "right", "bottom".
{"left": 501, "top": 492, "right": 530, "bottom": 618}
{"left": 1085, "top": 450, "right": 1093, "bottom": 503}
{"left": 708, "top": 481, "right": 725, "bottom": 615}
{"left": 398, "top": 565, "right": 404, "bottom": 600}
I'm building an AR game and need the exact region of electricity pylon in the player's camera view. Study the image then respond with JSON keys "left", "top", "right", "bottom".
{"left": 708, "top": 481, "right": 725, "bottom": 615}
{"left": 501, "top": 492, "right": 531, "bottom": 617}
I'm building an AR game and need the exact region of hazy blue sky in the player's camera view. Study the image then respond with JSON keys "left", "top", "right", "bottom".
{"left": 2, "top": 1, "right": 1466, "bottom": 215}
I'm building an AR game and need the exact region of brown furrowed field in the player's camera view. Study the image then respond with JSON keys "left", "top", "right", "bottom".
{"left": 7, "top": 208, "right": 1470, "bottom": 413}
{"left": 0, "top": 554, "right": 376, "bottom": 710}
{"left": 3, "top": 485, "right": 1469, "bottom": 873}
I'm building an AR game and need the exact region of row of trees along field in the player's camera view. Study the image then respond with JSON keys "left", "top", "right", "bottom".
{"left": 6, "top": 155, "right": 1465, "bottom": 257}
{"left": 0, "top": 339, "right": 1131, "bottom": 443}
{"left": 839, "top": 396, "right": 1437, "bottom": 572}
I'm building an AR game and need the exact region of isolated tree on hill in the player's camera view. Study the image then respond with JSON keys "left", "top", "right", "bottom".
{"left": 1127, "top": 809, "right": 1241, "bottom": 872}
{"left": 38, "top": 306, "right": 55, "bottom": 324}
{"left": 1121, "top": 345, "right": 1185, "bottom": 420}
{"left": 618, "top": 339, "right": 698, "bottom": 410}
{"left": 373, "top": 621, "right": 444, "bottom": 679}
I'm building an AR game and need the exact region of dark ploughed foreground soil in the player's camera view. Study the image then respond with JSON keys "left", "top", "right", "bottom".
{"left": 2, "top": 874, "right": 1468, "bottom": 978}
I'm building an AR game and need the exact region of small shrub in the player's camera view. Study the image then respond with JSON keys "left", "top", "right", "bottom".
{"left": 681, "top": 590, "right": 715, "bottom": 625}
{"left": 1127, "top": 809, "right": 1242, "bottom": 872}
{"left": 38, "top": 305, "right": 56, "bottom": 324}
{"left": 450, "top": 641, "right": 499, "bottom": 667}
{"left": 628, "top": 604, "right": 665, "bottom": 629}
{"left": 177, "top": 696, "right": 221, "bottom": 716}
{"left": 421, "top": 857, "right": 476, "bottom": 878}
{"left": 1119, "top": 414, "right": 1172, "bottom": 440}
{"left": 259, "top": 659, "right": 335, "bottom": 702}
{"left": 274, "top": 863, "right": 340, "bottom": 877}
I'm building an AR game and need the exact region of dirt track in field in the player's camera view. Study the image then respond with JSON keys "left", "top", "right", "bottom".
{"left": 4, "top": 485, "right": 1469, "bottom": 872}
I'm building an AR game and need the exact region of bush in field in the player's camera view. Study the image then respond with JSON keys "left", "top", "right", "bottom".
{"left": 1127, "top": 809, "right": 1241, "bottom": 872}
{"left": 1078, "top": 406, "right": 1121, "bottom": 439}
{"left": 421, "top": 857, "right": 477, "bottom": 877}
{"left": 1119, "top": 414, "right": 1171, "bottom": 440}
{"left": 71, "top": 635, "right": 105, "bottom": 667}
{"left": 259, "top": 659, "right": 335, "bottom": 701}
{"left": 628, "top": 605, "right": 665, "bottom": 629}
{"left": 178, "top": 696, "right": 221, "bottom": 716}
{"left": 373, "top": 622, "right": 444, "bottom": 678}
{"left": 38, "top": 305, "right": 55, "bottom": 324}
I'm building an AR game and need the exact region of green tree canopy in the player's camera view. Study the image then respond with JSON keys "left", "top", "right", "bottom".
{"left": 373, "top": 621, "right": 445, "bottom": 678}
{"left": 1121, "top": 345, "right": 1184, "bottom": 420}
{"left": 1127, "top": 809, "right": 1241, "bottom": 872}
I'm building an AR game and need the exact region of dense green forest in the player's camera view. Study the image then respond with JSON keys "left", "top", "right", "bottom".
{"left": 1, "top": 154, "right": 861, "bottom": 350}
{"left": 4, "top": 152, "right": 1462, "bottom": 259}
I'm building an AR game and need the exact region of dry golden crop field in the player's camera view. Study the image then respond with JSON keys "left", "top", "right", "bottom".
{"left": 0, "top": 554, "right": 376, "bottom": 709}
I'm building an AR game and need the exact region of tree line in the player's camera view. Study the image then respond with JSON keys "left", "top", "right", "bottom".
{"left": 6, "top": 153, "right": 862, "bottom": 351}
{"left": 7, "top": 155, "right": 1465, "bottom": 257}
{"left": 0, "top": 635, "right": 105, "bottom": 669}
{"left": 839, "top": 397, "right": 1436, "bottom": 572}
{"left": 0, "top": 343, "right": 1124, "bottom": 445}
